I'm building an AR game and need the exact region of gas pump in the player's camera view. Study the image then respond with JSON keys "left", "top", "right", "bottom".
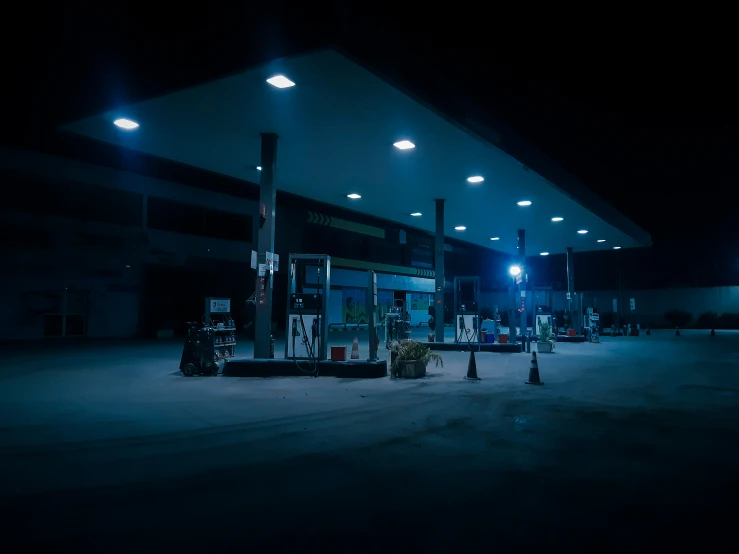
{"left": 586, "top": 307, "right": 600, "bottom": 343}
{"left": 385, "top": 298, "right": 410, "bottom": 348}
{"left": 454, "top": 276, "right": 481, "bottom": 344}
{"left": 285, "top": 255, "right": 330, "bottom": 367}
{"left": 492, "top": 305, "right": 502, "bottom": 341}
{"left": 534, "top": 305, "right": 553, "bottom": 337}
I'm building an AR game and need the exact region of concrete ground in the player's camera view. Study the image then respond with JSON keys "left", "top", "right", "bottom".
{"left": 1, "top": 329, "right": 738, "bottom": 551}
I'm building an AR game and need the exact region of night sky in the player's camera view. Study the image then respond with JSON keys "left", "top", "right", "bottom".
{"left": 3, "top": 5, "right": 737, "bottom": 286}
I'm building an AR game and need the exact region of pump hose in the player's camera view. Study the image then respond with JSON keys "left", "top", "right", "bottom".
{"left": 293, "top": 305, "right": 318, "bottom": 376}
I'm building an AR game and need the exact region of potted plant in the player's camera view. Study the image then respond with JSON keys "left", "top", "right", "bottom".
{"left": 390, "top": 340, "right": 444, "bottom": 378}
{"left": 537, "top": 321, "right": 556, "bottom": 353}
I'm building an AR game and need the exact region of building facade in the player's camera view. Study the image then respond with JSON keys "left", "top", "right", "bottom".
{"left": 1, "top": 148, "right": 514, "bottom": 339}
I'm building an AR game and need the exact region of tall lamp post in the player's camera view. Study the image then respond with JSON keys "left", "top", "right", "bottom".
{"left": 509, "top": 264, "right": 522, "bottom": 340}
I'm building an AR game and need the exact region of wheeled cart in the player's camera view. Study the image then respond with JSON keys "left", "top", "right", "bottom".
{"left": 179, "top": 298, "right": 236, "bottom": 377}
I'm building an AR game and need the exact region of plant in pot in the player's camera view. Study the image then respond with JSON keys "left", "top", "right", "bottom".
{"left": 390, "top": 340, "right": 444, "bottom": 379}
{"left": 537, "top": 321, "right": 556, "bottom": 353}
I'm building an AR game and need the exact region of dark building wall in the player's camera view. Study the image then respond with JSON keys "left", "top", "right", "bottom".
{"left": 0, "top": 159, "right": 259, "bottom": 340}
{"left": 275, "top": 191, "right": 511, "bottom": 289}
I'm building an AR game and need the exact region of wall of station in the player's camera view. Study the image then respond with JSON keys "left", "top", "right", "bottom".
{"left": 0, "top": 147, "right": 498, "bottom": 339}
{"left": 4, "top": 147, "right": 732, "bottom": 338}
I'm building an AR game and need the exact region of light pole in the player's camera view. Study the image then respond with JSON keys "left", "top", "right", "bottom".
{"left": 509, "top": 264, "right": 522, "bottom": 340}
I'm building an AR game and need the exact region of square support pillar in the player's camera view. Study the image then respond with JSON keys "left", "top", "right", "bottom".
{"left": 434, "top": 199, "right": 445, "bottom": 343}
{"left": 254, "top": 132, "right": 278, "bottom": 359}
{"left": 518, "top": 229, "right": 527, "bottom": 340}
{"left": 566, "top": 246, "right": 575, "bottom": 331}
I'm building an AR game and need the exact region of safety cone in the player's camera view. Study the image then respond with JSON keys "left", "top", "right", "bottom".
{"left": 675, "top": 327, "right": 680, "bottom": 336}
{"left": 710, "top": 328, "right": 716, "bottom": 337}
{"left": 526, "top": 351, "right": 543, "bottom": 385}
{"left": 646, "top": 327, "right": 651, "bottom": 336}
{"left": 350, "top": 337, "right": 360, "bottom": 359}
{"left": 464, "top": 350, "right": 481, "bottom": 380}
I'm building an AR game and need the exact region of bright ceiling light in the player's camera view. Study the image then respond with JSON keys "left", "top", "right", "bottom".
{"left": 517, "top": 200, "right": 532, "bottom": 206}
{"left": 613, "top": 246, "right": 622, "bottom": 250}
{"left": 509, "top": 265, "right": 522, "bottom": 277}
{"left": 490, "top": 237, "right": 500, "bottom": 241}
{"left": 467, "top": 176, "right": 484, "bottom": 183}
{"left": 540, "top": 252, "right": 549, "bottom": 256}
{"left": 347, "top": 193, "right": 361, "bottom": 199}
{"left": 266, "top": 75, "right": 295, "bottom": 88}
{"left": 113, "top": 118, "right": 139, "bottom": 130}
{"left": 410, "top": 212, "right": 422, "bottom": 217}
{"left": 597, "top": 239, "right": 606, "bottom": 243}
{"left": 551, "top": 217, "right": 563, "bottom": 222}
{"left": 256, "top": 166, "right": 262, "bottom": 171}
{"left": 577, "top": 230, "right": 588, "bottom": 234}
{"left": 454, "top": 226, "right": 466, "bottom": 231}
{"left": 393, "top": 140, "right": 415, "bottom": 150}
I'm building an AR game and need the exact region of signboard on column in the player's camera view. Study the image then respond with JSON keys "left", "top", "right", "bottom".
{"left": 630, "top": 298, "right": 636, "bottom": 311}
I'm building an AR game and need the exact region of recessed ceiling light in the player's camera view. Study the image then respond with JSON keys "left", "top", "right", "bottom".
{"left": 577, "top": 230, "right": 588, "bottom": 234}
{"left": 410, "top": 212, "right": 422, "bottom": 217}
{"left": 393, "top": 140, "right": 415, "bottom": 150}
{"left": 613, "top": 246, "right": 621, "bottom": 250}
{"left": 597, "top": 239, "right": 606, "bottom": 243}
{"left": 347, "top": 193, "right": 361, "bottom": 199}
{"left": 256, "top": 166, "right": 262, "bottom": 171}
{"left": 551, "top": 217, "right": 563, "bottom": 222}
{"left": 266, "top": 75, "right": 295, "bottom": 88}
{"left": 490, "top": 237, "right": 500, "bottom": 241}
{"left": 517, "top": 200, "right": 532, "bottom": 206}
{"left": 540, "top": 252, "right": 549, "bottom": 256}
{"left": 113, "top": 118, "right": 139, "bottom": 130}
{"left": 125, "top": 264, "right": 131, "bottom": 268}
{"left": 455, "top": 226, "right": 466, "bottom": 231}
{"left": 467, "top": 176, "right": 484, "bottom": 183}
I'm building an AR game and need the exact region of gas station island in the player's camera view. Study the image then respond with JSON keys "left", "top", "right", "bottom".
{"left": 60, "top": 48, "right": 651, "bottom": 378}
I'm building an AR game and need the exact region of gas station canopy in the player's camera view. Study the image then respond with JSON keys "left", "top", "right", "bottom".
{"left": 62, "top": 48, "right": 650, "bottom": 256}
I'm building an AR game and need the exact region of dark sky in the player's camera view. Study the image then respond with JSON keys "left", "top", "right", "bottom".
{"left": 2, "top": 5, "right": 737, "bottom": 284}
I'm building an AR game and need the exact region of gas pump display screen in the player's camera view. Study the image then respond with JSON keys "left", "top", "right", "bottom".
{"left": 290, "top": 293, "right": 322, "bottom": 311}
{"left": 459, "top": 301, "right": 478, "bottom": 313}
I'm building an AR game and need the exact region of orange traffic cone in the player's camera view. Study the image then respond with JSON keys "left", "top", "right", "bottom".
{"left": 526, "top": 351, "right": 543, "bottom": 385}
{"left": 350, "top": 337, "right": 359, "bottom": 359}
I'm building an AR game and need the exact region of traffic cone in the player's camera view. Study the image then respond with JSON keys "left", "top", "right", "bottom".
{"left": 350, "top": 337, "right": 359, "bottom": 359}
{"left": 675, "top": 327, "right": 680, "bottom": 336}
{"left": 710, "top": 328, "right": 716, "bottom": 337}
{"left": 526, "top": 351, "right": 543, "bottom": 385}
{"left": 464, "top": 350, "right": 481, "bottom": 380}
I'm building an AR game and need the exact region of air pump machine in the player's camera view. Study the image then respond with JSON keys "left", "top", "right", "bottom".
{"left": 454, "top": 276, "right": 481, "bottom": 344}
{"left": 285, "top": 254, "right": 330, "bottom": 361}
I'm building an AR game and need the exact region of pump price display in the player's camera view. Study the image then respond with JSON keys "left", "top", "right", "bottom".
{"left": 290, "top": 293, "right": 322, "bottom": 311}
{"left": 211, "top": 299, "right": 230, "bottom": 313}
